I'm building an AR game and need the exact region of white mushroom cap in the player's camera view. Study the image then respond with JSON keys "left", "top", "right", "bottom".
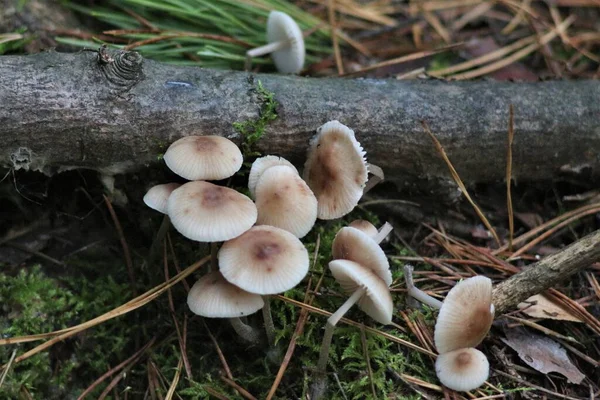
{"left": 255, "top": 165, "right": 317, "bottom": 238}
{"left": 329, "top": 259, "right": 393, "bottom": 325}
{"left": 143, "top": 183, "right": 181, "bottom": 214}
{"left": 248, "top": 155, "right": 298, "bottom": 198}
{"left": 164, "top": 136, "right": 243, "bottom": 181}
{"left": 267, "top": 11, "right": 305, "bottom": 74}
{"left": 332, "top": 227, "right": 392, "bottom": 286}
{"left": 218, "top": 225, "right": 309, "bottom": 295}
{"left": 187, "top": 271, "right": 264, "bottom": 318}
{"left": 167, "top": 181, "right": 257, "bottom": 242}
{"left": 303, "top": 120, "right": 368, "bottom": 220}
{"left": 434, "top": 276, "right": 494, "bottom": 353}
{"left": 435, "top": 348, "right": 489, "bottom": 392}
{"left": 348, "top": 220, "right": 378, "bottom": 238}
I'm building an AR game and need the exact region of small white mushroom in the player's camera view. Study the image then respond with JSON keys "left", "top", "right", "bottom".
{"left": 246, "top": 11, "right": 305, "bottom": 74}
{"left": 435, "top": 348, "right": 489, "bottom": 392}
{"left": 143, "top": 183, "right": 181, "bottom": 214}
{"left": 248, "top": 155, "right": 298, "bottom": 198}
{"left": 254, "top": 165, "right": 318, "bottom": 238}
{"left": 167, "top": 181, "right": 257, "bottom": 242}
{"left": 163, "top": 135, "right": 243, "bottom": 181}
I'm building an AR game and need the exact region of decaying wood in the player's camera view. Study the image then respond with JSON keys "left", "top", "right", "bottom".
{"left": 493, "top": 229, "right": 600, "bottom": 314}
{"left": 1, "top": 49, "right": 600, "bottom": 195}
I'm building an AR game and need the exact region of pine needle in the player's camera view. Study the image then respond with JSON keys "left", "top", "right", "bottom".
{"left": 421, "top": 121, "right": 501, "bottom": 247}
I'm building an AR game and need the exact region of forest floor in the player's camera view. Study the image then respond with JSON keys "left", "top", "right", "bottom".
{"left": 1, "top": 0, "right": 600, "bottom": 399}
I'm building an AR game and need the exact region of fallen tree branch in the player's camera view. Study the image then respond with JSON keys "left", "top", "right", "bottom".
{"left": 1, "top": 50, "right": 600, "bottom": 195}
{"left": 492, "top": 229, "right": 600, "bottom": 314}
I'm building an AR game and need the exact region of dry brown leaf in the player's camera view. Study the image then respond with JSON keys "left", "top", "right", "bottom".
{"left": 518, "top": 294, "right": 583, "bottom": 322}
{"left": 501, "top": 328, "right": 585, "bottom": 384}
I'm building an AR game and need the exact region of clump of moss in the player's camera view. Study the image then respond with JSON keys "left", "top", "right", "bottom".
{"left": 233, "top": 79, "right": 278, "bottom": 159}
{"left": 0, "top": 265, "right": 133, "bottom": 399}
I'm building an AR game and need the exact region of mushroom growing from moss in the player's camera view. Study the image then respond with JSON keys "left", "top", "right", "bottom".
{"left": 187, "top": 271, "right": 264, "bottom": 342}
{"left": 312, "top": 258, "right": 393, "bottom": 397}
{"left": 219, "top": 225, "right": 309, "bottom": 345}
{"left": 245, "top": 11, "right": 305, "bottom": 74}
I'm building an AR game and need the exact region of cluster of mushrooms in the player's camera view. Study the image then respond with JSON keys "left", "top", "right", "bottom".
{"left": 143, "top": 119, "right": 494, "bottom": 394}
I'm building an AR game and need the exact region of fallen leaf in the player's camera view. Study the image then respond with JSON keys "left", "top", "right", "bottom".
{"left": 518, "top": 294, "right": 583, "bottom": 322}
{"left": 501, "top": 328, "right": 585, "bottom": 384}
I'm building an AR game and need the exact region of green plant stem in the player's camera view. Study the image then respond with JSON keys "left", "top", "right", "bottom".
{"left": 229, "top": 317, "right": 259, "bottom": 343}
{"left": 404, "top": 265, "right": 443, "bottom": 309}
{"left": 262, "top": 295, "right": 276, "bottom": 347}
{"left": 316, "top": 287, "right": 366, "bottom": 373}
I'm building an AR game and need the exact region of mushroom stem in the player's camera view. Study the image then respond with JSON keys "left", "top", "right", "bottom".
{"left": 316, "top": 287, "right": 367, "bottom": 373}
{"left": 229, "top": 317, "right": 260, "bottom": 343}
{"left": 262, "top": 295, "right": 276, "bottom": 347}
{"left": 362, "top": 163, "right": 384, "bottom": 195}
{"left": 147, "top": 215, "right": 171, "bottom": 266}
{"left": 373, "top": 222, "right": 393, "bottom": 244}
{"left": 246, "top": 40, "right": 290, "bottom": 58}
{"left": 404, "top": 265, "right": 443, "bottom": 309}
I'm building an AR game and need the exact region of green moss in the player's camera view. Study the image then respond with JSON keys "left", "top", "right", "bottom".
{"left": 233, "top": 79, "right": 278, "bottom": 159}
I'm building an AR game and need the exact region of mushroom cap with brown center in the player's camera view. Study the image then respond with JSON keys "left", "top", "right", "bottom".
{"left": 218, "top": 225, "right": 309, "bottom": 295}
{"left": 332, "top": 227, "right": 392, "bottom": 286}
{"left": 329, "top": 259, "right": 393, "bottom": 325}
{"left": 435, "top": 348, "right": 489, "bottom": 392}
{"left": 164, "top": 135, "right": 243, "bottom": 181}
{"left": 434, "top": 276, "right": 494, "bottom": 353}
{"left": 255, "top": 165, "right": 317, "bottom": 238}
{"left": 348, "top": 219, "right": 378, "bottom": 238}
{"left": 248, "top": 155, "right": 298, "bottom": 198}
{"left": 187, "top": 271, "right": 264, "bottom": 318}
{"left": 303, "top": 120, "right": 368, "bottom": 220}
{"left": 143, "top": 183, "right": 181, "bottom": 214}
{"left": 167, "top": 181, "right": 257, "bottom": 242}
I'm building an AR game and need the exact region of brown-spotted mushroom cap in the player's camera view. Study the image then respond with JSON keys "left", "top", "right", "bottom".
{"left": 187, "top": 271, "right": 264, "bottom": 318}
{"left": 329, "top": 259, "right": 393, "bottom": 325}
{"left": 435, "top": 348, "right": 489, "bottom": 392}
{"left": 303, "top": 120, "right": 368, "bottom": 220}
{"left": 167, "top": 181, "right": 257, "bottom": 242}
{"left": 434, "top": 276, "right": 494, "bottom": 353}
{"left": 255, "top": 165, "right": 317, "bottom": 238}
{"left": 349, "top": 219, "right": 378, "bottom": 238}
{"left": 248, "top": 155, "right": 298, "bottom": 198}
{"left": 164, "top": 135, "right": 243, "bottom": 181}
{"left": 218, "top": 225, "right": 309, "bottom": 295}
{"left": 143, "top": 183, "right": 181, "bottom": 214}
{"left": 332, "top": 227, "right": 392, "bottom": 286}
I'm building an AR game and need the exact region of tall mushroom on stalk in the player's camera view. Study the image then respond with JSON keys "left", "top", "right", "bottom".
{"left": 245, "top": 11, "right": 305, "bottom": 74}
{"left": 163, "top": 135, "right": 246, "bottom": 269}
{"left": 187, "top": 271, "right": 264, "bottom": 342}
{"left": 218, "top": 225, "right": 310, "bottom": 346}
{"left": 311, "top": 259, "right": 393, "bottom": 398}
{"left": 303, "top": 120, "right": 384, "bottom": 220}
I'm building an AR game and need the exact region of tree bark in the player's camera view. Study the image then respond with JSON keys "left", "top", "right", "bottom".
{"left": 492, "top": 229, "right": 600, "bottom": 314}
{"left": 2, "top": 49, "right": 600, "bottom": 194}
